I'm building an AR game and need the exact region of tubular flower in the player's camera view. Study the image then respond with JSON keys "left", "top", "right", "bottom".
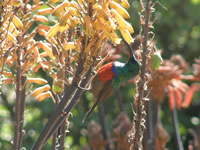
{"left": 193, "top": 58, "right": 200, "bottom": 80}
{"left": 0, "top": 1, "right": 55, "bottom": 102}
{"left": 148, "top": 55, "right": 195, "bottom": 110}
{"left": 180, "top": 58, "right": 200, "bottom": 107}
{"left": 47, "top": 0, "right": 134, "bottom": 51}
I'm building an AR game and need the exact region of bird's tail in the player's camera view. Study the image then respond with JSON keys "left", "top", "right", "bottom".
{"left": 82, "top": 100, "right": 99, "bottom": 123}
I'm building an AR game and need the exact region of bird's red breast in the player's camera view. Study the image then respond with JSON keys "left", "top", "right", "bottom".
{"left": 97, "top": 62, "right": 114, "bottom": 82}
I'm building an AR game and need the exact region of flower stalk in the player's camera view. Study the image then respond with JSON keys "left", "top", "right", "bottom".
{"left": 132, "top": 0, "right": 151, "bottom": 149}
{"left": 171, "top": 102, "right": 184, "bottom": 150}
{"left": 13, "top": 50, "right": 24, "bottom": 150}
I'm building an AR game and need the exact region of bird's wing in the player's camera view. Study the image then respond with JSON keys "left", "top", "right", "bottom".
{"left": 83, "top": 80, "right": 113, "bottom": 122}
{"left": 90, "top": 75, "right": 105, "bottom": 98}
{"left": 97, "top": 62, "right": 115, "bottom": 82}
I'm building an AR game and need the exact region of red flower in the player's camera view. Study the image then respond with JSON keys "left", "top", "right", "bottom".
{"left": 149, "top": 55, "right": 195, "bottom": 110}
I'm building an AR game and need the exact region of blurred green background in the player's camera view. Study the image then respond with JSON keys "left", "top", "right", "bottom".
{"left": 0, "top": 0, "right": 200, "bottom": 149}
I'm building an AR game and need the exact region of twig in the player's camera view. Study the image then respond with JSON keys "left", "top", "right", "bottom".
{"left": 133, "top": 0, "right": 151, "bottom": 149}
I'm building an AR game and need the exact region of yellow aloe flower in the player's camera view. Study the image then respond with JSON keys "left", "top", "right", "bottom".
{"left": 32, "top": 85, "right": 51, "bottom": 97}
{"left": 47, "top": 0, "right": 134, "bottom": 50}
{"left": 63, "top": 42, "right": 76, "bottom": 50}
{"left": 13, "top": 15, "right": 23, "bottom": 30}
{"left": 119, "top": 27, "right": 133, "bottom": 44}
{"left": 110, "top": 1, "right": 130, "bottom": 19}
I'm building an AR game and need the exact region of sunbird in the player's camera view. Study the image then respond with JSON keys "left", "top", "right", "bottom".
{"left": 83, "top": 40, "right": 140, "bottom": 122}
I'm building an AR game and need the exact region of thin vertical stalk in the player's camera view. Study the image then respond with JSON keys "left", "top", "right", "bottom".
{"left": 13, "top": 58, "right": 21, "bottom": 150}
{"left": 18, "top": 75, "right": 26, "bottom": 148}
{"left": 14, "top": 50, "right": 26, "bottom": 150}
{"left": 133, "top": 0, "right": 151, "bottom": 149}
{"left": 51, "top": 131, "right": 57, "bottom": 150}
{"left": 52, "top": 101, "right": 59, "bottom": 150}
{"left": 172, "top": 107, "right": 184, "bottom": 150}
{"left": 98, "top": 104, "right": 110, "bottom": 150}
{"left": 58, "top": 120, "right": 67, "bottom": 150}
{"left": 143, "top": 101, "right": 153, "bottom": 150}
{"left": 154, "top": 101, "right": 160, "bottom": 125}
{"left": 58, "top": 50, "right": 71, "bottom": 150}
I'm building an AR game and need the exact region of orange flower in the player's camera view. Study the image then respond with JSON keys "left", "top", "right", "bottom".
{"left": 193, "top": 58, "right": 200, "bottom": 80}
{"left": 149, "top": 55, "right": 195, "bottom": 110}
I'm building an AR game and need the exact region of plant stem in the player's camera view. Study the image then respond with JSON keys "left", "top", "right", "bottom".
{"left": 154, "top": 101, "right": 161, "bottom": 125}
{"left": 18, "top": 75, "right": 26, "bottom": 147}
{"left": 98, "top": 104, "right": 108, "bottom": 140}
{"left": 45, "top": 68, "right": 93, "bottom": 143}
{"left": 133, "top": 0, "right": 151, "bottom": 149}
{"left": 31, "top": 68, "right": 93, "bottom": 150}
{"left": 58, "top": 50, "right": 71, "bottom": 150}
{"left": 31, "top": 84, "right": 76, "bottom": 150}
{"left": 143, "top": 101, "right": 153, "bottom": 150}
{"left": 172, "top": 107, "right": 184, "bottom": 150}
{"left": 98, "top": 104, "right": 110, "bottom": 150}
{"left": 58, "top": 118, "right": 67, "bottom": 150}
{"left": 51, "top": 131, "right": 57, "bottom": 150}
{"left": 13, "top": 51, "right": 26, "bottom": 150}
{"left": 31, "top": 54, "right": 85, "bottom": 149}
{"left": 14, "top": 63, "right": 21, "bottom": 150}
